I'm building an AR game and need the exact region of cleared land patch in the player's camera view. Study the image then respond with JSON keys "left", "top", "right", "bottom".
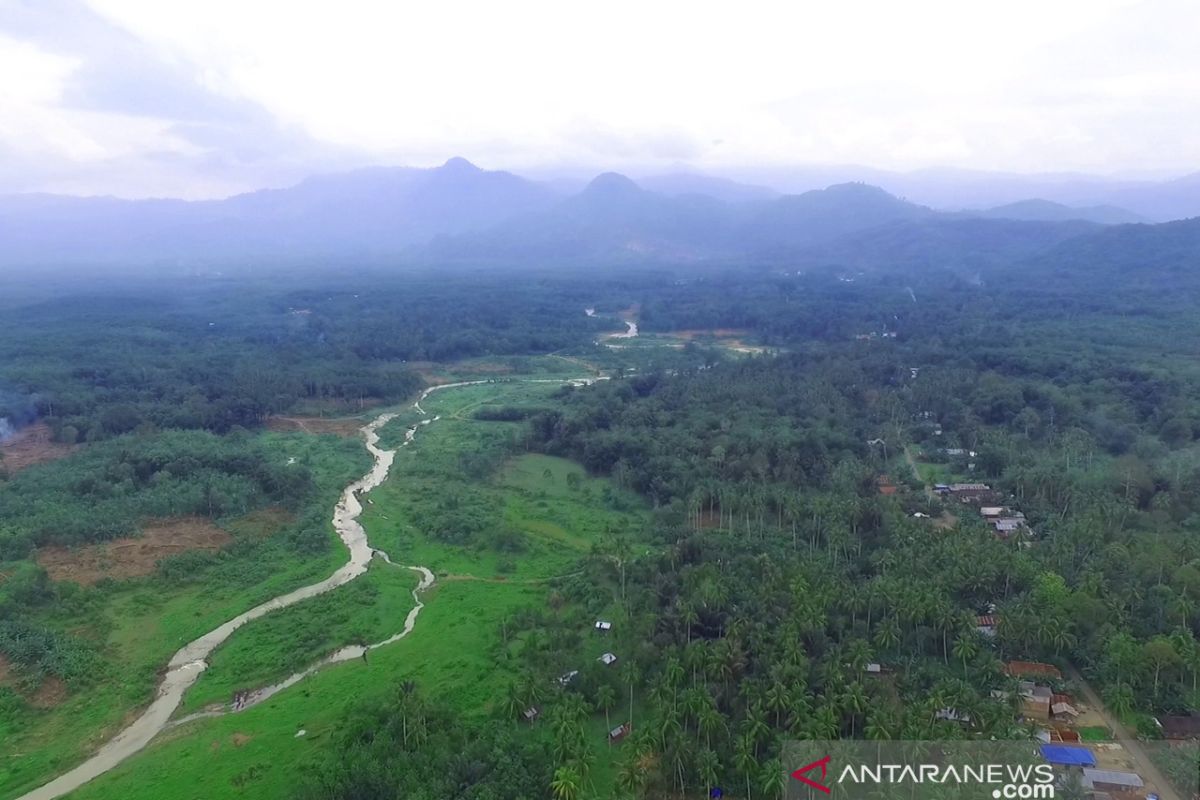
{"left": 0, "top": 422, "right": 77, "bottom": 474}
{"left": 0, "top": 654, "right": 68, "bottom": 709}
{"left": 264, "top": 416, "right": 363, "bottom": 437}
{"left": 35, "top": 517, "right": 232, "bottom": 586}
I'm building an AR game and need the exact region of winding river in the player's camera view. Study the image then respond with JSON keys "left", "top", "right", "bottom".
{"left": 18, "top": 381, "right": 507, "bottom": 800}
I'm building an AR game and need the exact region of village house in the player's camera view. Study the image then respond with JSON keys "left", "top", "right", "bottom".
{"left": 594, "top": 620, "right": 612, "bottom": 633}
{"left": 1080, "top": 768, "right": 1144, "bottom": 793}
{"left": 975, "top": 615, "right": 998, "bottom": 637}
{"left": 522, "top": 706, "right": 540, "bottom": 723}
{"left": 993, "top": 517, "right": 1023, "bottom": 536}
{"left": 608, "top": 722, "right": 632, "bottom": 743}
{"left": 598, "top": 652, "right": 618, "bottom": 666}
{"left": 935, "top": 708, "right": 971, "bottom": 724}
{"left": 1019, "top": 681, "right": 1054, "bottom": 720}
{"left": 946, "top": 483, "right": 1001, "bottom": 504}
{"left": 1155, "top": 713, "right": 1200, "bottom": 739}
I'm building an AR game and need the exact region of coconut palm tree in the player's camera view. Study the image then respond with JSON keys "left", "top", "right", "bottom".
{"left": 596, "top": 684, "right": 617, "bottom": 734}
{"left": 734, "top": 733, "right": 756, "bottom": 800}
{"left": 550, "top": 765, "right": 583, "bottom": 800}
{"left": 952, "top": 632, "right": 979, "bottom": 677}
{"left": 758, "top": 759, "right": 785, "bottom": 800}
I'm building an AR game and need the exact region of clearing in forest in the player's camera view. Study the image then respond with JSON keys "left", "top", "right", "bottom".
{"left": 0, "top": 422, "right": 77, "bottom": 474}
{"left": 0, "top": 655, "right": 67, "bottom": 709}
{"left": 34, "top": 517, "right": 233, "bottom": 586}
{"left": 264, "top": 415, "right": 365, "bottom": 437}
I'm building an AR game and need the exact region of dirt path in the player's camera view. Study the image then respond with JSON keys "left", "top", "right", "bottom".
{"left": 903, "top": 445, "right": 957, "bottom": 529}
{"left": 1066, "top": 665, "right": 1182, "bottom": 800}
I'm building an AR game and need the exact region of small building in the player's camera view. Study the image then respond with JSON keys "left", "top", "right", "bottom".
{"left": 1081, "top": 769, "right": 1144, "bottom": 793}
{"left": 976, "top": 615, "right": 998, "bottom": 637}
{"left": 980, "top": 506, "right": 1004, "bottom": 518}
{"left": 1048, "top": 727, "right": 1080, "bottom": 743}
{"left": 608, "top": 722, "right": 632, "bottom": 743}
{"left": 598, "top": 652, "right": 618, "bottom": 666}
{"left": 948, "top": 483, "right": 1000, "bottom": 504}
{"left": 1017, "top": 680, "right": 1055, "bottom": 720}
{"left": 877, "top": 476, "right": 898, "bottom": 496}
{"left": 933, "top": 483, "right": 951, "bottom": 493}
{"left": 936, "top": 708, "right": 970, "bottom": 724}
{"left": 1021, "top": 695, "right": 1051, "bottom": 721}
{"left": 522, "top": 706, "right": 541, "bottom": 723}
{"left": 1156, "top": 714, "right": 1200, "bottom": 739}
{"left": 595, "top": 620, "right": 612, "bottom": 633}
{"left": 557, "top": 670, "right": 579, "bottom": 686}
{"left": 1051, "top": 701, "right": 1080, "bottom": 721}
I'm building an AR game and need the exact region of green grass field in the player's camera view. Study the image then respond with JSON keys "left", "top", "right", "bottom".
{"left": 0, "top": 431, "right": 370, "bottom": 800}
{"left": 18, "top": 378, "right": 650, "bottom": 800}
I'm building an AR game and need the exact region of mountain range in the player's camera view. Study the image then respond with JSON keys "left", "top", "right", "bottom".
{"left": 0, "top": 157, "right": 1196, "bottom": 270}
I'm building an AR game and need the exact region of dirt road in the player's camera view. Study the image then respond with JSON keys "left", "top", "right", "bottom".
{"left": 1067, "top": 665, "right": 1182, "bottom": 800}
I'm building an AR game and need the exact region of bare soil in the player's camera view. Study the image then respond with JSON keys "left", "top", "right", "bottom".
{"left": 0, "top": 422, "right": 77, "bottom": 474}
{"left": 668, "top": 328, "right": 751, "bottom": 339}
{"left": 266, "top": 415, "right": 364, "bottom": 437}
{"left": 0, "top": 654, "right": 69, "bottom": 708}
{"left": 35, "top": 517, "right": 233, "bottom": 586}
{"left": 30, "top": 676, "right": 68, "bottom": 708}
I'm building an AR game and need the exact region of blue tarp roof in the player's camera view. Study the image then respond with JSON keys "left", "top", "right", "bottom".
{"left": 1039, "top": 745, "right": 1096, "bottom": 766}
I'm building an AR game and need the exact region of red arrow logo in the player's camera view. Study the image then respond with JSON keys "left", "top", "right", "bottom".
{"left": 791, "top": 755, "right": 832, "bottom": 794}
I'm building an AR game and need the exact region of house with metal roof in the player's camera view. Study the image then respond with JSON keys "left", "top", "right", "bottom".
{"left": 1081, "top": 768, "right": 1143, "bottom": 792}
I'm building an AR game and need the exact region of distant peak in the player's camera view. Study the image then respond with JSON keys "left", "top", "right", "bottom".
{"left": 440, "top": 156, "right": 481, "bottom": 173}
{"left": 584, "top": 172, "right": 641, "bottom": 194}
{"left": 821, "top": 181, "right": 894, "bottom": 197}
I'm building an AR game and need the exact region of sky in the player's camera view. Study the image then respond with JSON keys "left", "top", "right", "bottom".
{"left": 0, "top": 0, "right": 1197, "bottom": 198}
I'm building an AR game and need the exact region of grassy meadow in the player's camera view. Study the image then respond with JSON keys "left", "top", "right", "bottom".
{"left": 16, "top": 377, "right": 650, "bottom": 800}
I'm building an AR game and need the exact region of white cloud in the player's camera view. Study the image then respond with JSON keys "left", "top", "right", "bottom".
{"left": 0, "top": 0, "right": 1195, "bottom": 196}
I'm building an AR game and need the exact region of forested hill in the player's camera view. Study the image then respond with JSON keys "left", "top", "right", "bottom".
{"left": 3, "top": 159, "right": 1199, "bottom": 273}
{"left": 0, "top": 158, "right": 557, "bottom": 267}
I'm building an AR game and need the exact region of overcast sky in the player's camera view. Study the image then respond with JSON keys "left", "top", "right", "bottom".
{"left": 1, "top": 0, "right": 1197, "bottom": 198}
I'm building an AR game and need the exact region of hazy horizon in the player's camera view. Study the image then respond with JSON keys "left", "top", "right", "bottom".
{"left": 2, "top": 0, "right": 1198, "bottom": 199}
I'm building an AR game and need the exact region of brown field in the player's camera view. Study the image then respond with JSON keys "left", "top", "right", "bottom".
{"left": 0, "top": 654, "right": 68, "bottom": 708}
{"left": 668, "top": 328, "right": 752, "bottom": 339}
{"left": 266, "top": 415, "right": 364, "bottom": 437}
{"left": 0, "top": 422, "right": 77, "bottom": 474}
{"left": 35, "top": 517, "right": 233, "bottom": 586}
{"left": 667, "top": 329, "right": 771, "bottom": 354}
{"left": 224, "top": 507, "right": 294, "bottom": 538}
